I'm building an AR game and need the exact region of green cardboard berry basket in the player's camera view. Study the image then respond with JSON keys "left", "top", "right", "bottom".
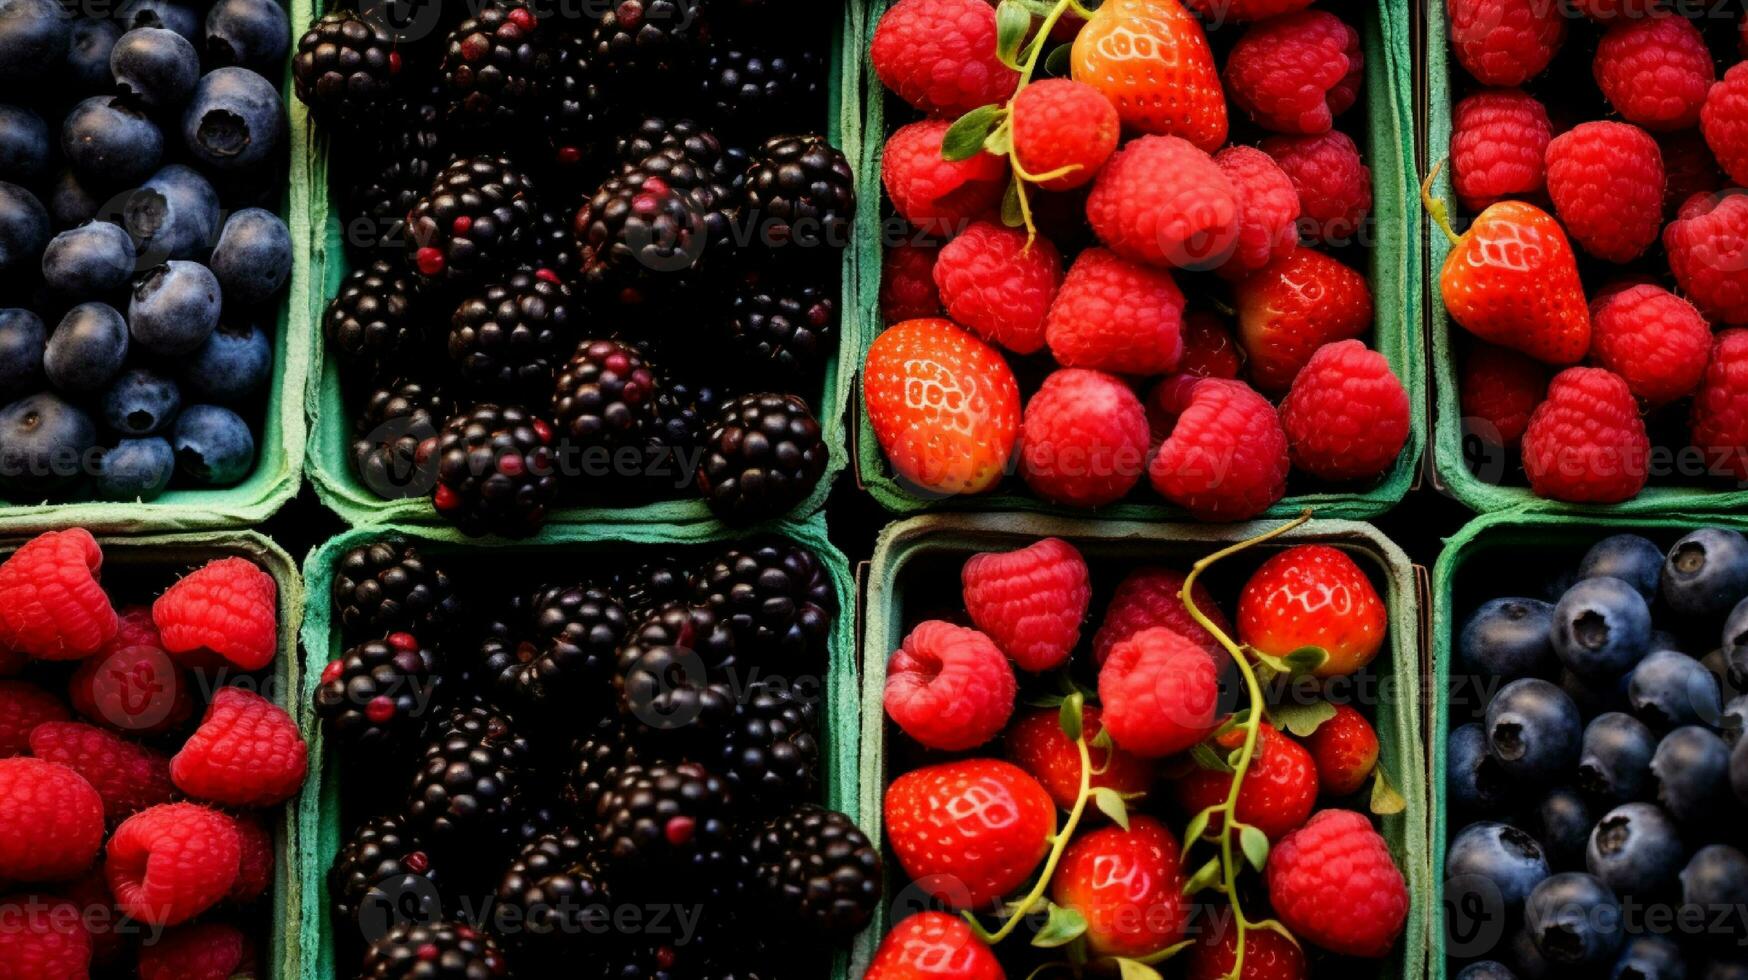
{"left": 293, "top": 516, "right": 861, "bottom": 980}
{"left": 851, "top": 0, "right": 1424, "bottom": 520}
{"left": 854, "top": 512, "right": 1431, "bottom": 978}
{"left": 296, "top": 0, "right": 868, "bottom": 529}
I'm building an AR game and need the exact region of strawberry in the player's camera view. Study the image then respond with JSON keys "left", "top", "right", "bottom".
{"left": 884, "top": 759, "right": 1056, "bottom": 910}
{"left": 1050, "top": 815, "right": 1189, "bottom": 958}
{"left": 864, "top": 911, "right": 1004, "bottom": 980}
{"left": 1186, "top": 912, "right": 1309, "bottom": 980}
{"left": 1071, "top": 0, "right": 1227, "bottom": 152}
{"left": 1234, "top": 248, "right": 1373, "bottom": 392}
{"left": 863, "top": 318, "right": 1022, "bottom": 497}
{"left": 1004, "top": 706, "right": 1154, "bottom": 812}
{"left": 1237, "top": 544, "right": 1387, "bottom": 678}
{"left": 1303, "top": 703, "right": 1379, "bottom": 796}
{"left": 1172, "top": 723, "right": 1319, "bottom": 841}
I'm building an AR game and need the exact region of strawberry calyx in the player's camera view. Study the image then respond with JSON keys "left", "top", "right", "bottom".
{"left": 1421, "top": 160, "right": 1462, "bottom": 246}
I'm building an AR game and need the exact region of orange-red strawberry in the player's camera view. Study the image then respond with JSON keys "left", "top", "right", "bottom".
{"left": 864, "top": 318, "right": 1021, "bottom": 497}
{"left": 1050, "top": 815, "right": 1189, "bottom": 958}
{"left": 1173, "top": 723, "right": 1319, "bottom": 841}
{"left": 1004, "top": 706, "right": 1154, "bottom": 811}
{"left": 1303, "top": 703, "right": 1380, "bottom": 796}
{"left": 864, "top": 911, "right": 1005, "bottom": 980}
{"left": 1071, "top": 0, "right": 1227, "bottom": 152}
{"left": 1238, "top": 544, "right": 1386, "bottom": 678}
{"left": 1234, "top": 248, "right": 1373, "bottom": 392}
{"left": 884, "top": 759, "right": 1056, "bottom": 910}
{"left": 1185, "top": 912, "right": 1309, "bottom": 980}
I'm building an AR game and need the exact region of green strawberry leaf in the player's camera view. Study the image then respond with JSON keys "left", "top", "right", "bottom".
{"left": 1183, "top": 808, "right": 1211, "bottom": 845}
{"left": 1092, "top": 787, "right": 1130, "bottom": 829}
{"left": 983, "top": 122, "right": 1014, "bottom": 157}
{"left": 1044, "top": 41, "right": 1073, "bottom": 77}
{"left": 1089, "top": 726, "right": 1114, "bottom": 752}
{"left": 1191, "top": 742, "right": 1234, "bottom": 773}
{"left": 1182, "top": 857, "right": 1222, "bottom": 895}
{"left": 1253, "top": 918, "right": 1303, "bottom": 948}
{"left": 1240, "top": 824, "right": 1270, "bottom": 871}
{"left": 942, "top": 105, "right": 1005, "bottom": 161}
{"left": 1060, "top": 695, "right": 1084, "bottom": 741}
{"left": 1000, "top": 179, "right": 1025, "bottom": 227}
{"left": 1371, "top": 766, "right": 1407, "bottom": 816}
{"left": 1117, "top": 957, "right": 1165, "bottom": 980}
{"left": 1025, "top": 694, "right": 1068, "bottom": 708}
{"left": 995, "top": 1, "right": 1033, "bottom": 69}
{"left": 1268, "top": 700, "right": 1337, "bottom": 738}
{"left": 1032, "top": 903, "right": 1089, "bottom": 948}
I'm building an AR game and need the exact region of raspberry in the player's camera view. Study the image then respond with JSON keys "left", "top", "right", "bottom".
{"left": 58, "top": 871, "right": 123, "bottom": 969}
{"left": 932, "top": 221, "right": 1064, "bottom": 355}
{"left": 871, "top": 0, "right": 1019, "bottom": 118}
{"left": 1186, "top": 917, "right": 1308, "bottom": 980}
{"left": 1265, "top": 809, "right": 1408, "bottom": 957}
{"left": 68, "top": 616, "right": 194, "bottom": 736}
{"left": 0, "top": 647, "right": 23, "bottom": 676}
{"left": 1174, "top": 724, "right": 1318, "bottom": 840}
{"left": 881, "top": 120, "right": 1008, "bottom": 237}
{"left": 1594, "top": 14, "right": 1714, "bottom": 132}
{"left": 1690, "top": 329, "right": 1748, "bottom": 482}
{"left": 227, "top": 811, "right": 272, "bottom": 903}
{"left": 170, "top": 688, "right": 308, "bottom": 808}
{"left": 0, "top": 895, "right": 92, "bottom": 980}
{"left": 883, "top": 621, "right": 1016, "bottom": 751}
{"left": 1278, "top": 340, "right": 1410, "bottom": 483}
{"left": 1545, "top": 121, "right": 1665, "bottom": 263}
{"left": 1448, "top": 0, "right": 1566, "bottom": 87}
{"left": 138, "top": 922, "right": 251, "bottom": 980}
{"left": 1703, "top": 62, "right": 1748, "bottom": 186}
{"left": 1664, "top": 191, "right": 1748, "bottom": 325}
{"left": 27, "top": 722, "right": 174, "bottom": 823}
{"left": 0, "top": 759, "right": 104, "bottom": 881}
{"left": 1100, "top": 625, "right": 1224, "bottom": 759}
{"left": 880, "top": 240, "right": 942, "bottom": 323}
{"left": 105, "top": 803, "right": 241, "bottom": 927}
{"left": 1148, "top": 376, "right": 1290, "bottom": 521}
{"left": 1213, "top": 147, "right": 1300, "bottom": 279}
{"left": 1589, "top": 283, "right": 1711, "bottom": 406}
{"left": 961, "top": 537, "right": 1092, "bottom": 671}
{"left": 1303, "top": 704, "right": 1379, "bottom": 796}
{"left": 0, "top": 680, "right": 68, "bottom": 757}
{"left": 1011, "top": 78, "right": 1119, "bottom": 191}
{"left": 1450, "top": 89, "right": 1551, "bottom": 212}
{"left": 1460, "top": 343, "right": 1548, "bottom": 450}
{"left": 153, "top": 557, "right": 278, "bottom": 672}
{"left": 1044, "top": 247, "right": 1186, "bottom": 375}
{"left": 1660, "top": 131, "right": 1723, "bottom": 217}
{"left": 1093, "top": 566, "right": 1230, "bottom": 666}
{"left": 1177, "top": 312, "right": 1243, "bottom": 380}
{"left": 1568, "top": 0, "right": 1662, "bottom": 18}
{"left": 1521, "top": 367, "right": 1650, "bottom": 503}
{"left": 1223, "top": 12, "right": 1361, "bottom": 135}
{"left": 1020, "top": 369, "right": 1151, "bottom": 508}
{"left": 1182, "top": 0, "right": 1313, "bottom": 23}
{"left": 1260, "top": 131, "right": 1372, "bottom": 245}
{"left": 0, "top": 529, "right": 117, "bottom": 661}
{"left": 1086, "top": 135, "right": 1240, "bottom": 270}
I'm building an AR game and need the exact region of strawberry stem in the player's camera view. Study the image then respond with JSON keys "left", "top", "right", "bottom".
{"left": 1420, "top": 160, "right": 1461, "bottom": 246}
{"left": 999, "top": 0, "right": 1079, "bottom": 243}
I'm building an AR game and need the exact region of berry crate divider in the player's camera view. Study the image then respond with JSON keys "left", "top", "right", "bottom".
{"left": 853, "top": 513, "right": 1431, "bottom": 978}
{"left": 297, "top": 0, "right": 867, "bottom": 529}
{"left": 0, "top": 51, "right": 310, "bottom": 535}
{"left": 293, "top": 515, "right": 860, "bottom": 980}
{"left": 850, "top": 0, "right": 1424, "bottom": 521}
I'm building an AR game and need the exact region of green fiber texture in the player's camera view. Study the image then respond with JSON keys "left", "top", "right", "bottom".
{"left": 300, "top": 1, "right": 866, "bottom": 529}
{"left": 294, "top": 515, "right": 859, "bottom": 980}
{"left": 851, "top": 0, "right": 1423, "bottom": 520}
{"left": 855, "top": 513, "right": 1430, "bottom": 980}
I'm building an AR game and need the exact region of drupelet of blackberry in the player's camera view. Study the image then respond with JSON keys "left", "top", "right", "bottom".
{"left": 743, "top": 134, "right": 855, "bottom": 254}
{"left": 324, "top": 259, "right": 423, "bottom": 382}
{"left": 477, "top": 584, "right": 629, "bottom": 714}
{"left": 613, "top": 556, "right": 693, "bottom": 622}
{"left": 575, "top": 168, "right": 710, "bottom": 305}
{"left": 645, "top": 377, "right": 725, "bottom": 474}
{"left": 428, "top": 403, "right": 560, "bottom": 537}
{"left": 315, "top": 633, "right": 443, "bottom": 751}
{"left": 448, "top": 268, "right": 577, "bottom": 394}
{"left": 543, "top": 31, "right": 619, "bottom": 174}
{"left": 615, "top": 602, "right": 739, "bottom": 750}
{"left": 550, "top": 339, "right": 663, "bottom": 459}
{"left": 329, "top": 815, "right": 445, "bottom": 939}
{"left": 407, "top": 154, "right": 539, "bottom": 282}
{"left": 699, "top": 45, "right": 825, "bottom": 133}
{"left": 342, "top": 87, "right": 447, "bottom": 259}
{"left": 493, "top": 832, "right": 612, "bottom": 962}
{"left": 351, "top": 379, "right": 450, "bottom": 501}
{"left": 691, "top": 541, "right": 835, "bottom": 668}
{"left": 713, "top": 680, "right": 819, "bottom": 807}
{"left": 590, "top": 0, "right": 707, "bottom": 98}
{"left": 696, "top": 393, "right": 827, "bottom": 525}
{"left": 292, "top": 9, "right": 404, "bottom": 129}
{"left": 441, "top": 1, "right": 551, "bottom": 132}
{"left": 405, "top": 701, "right": 532, "bottom": 851}
{"left": 333, "top": 538, "right": 461, "bottom": 640}
{"left": 749, "top": 804, "right": 882, "bottom": 941}
{"left": 361, "top": 921, "right": 508, "bottom": 980}
{"left": 718, "top": 268, "right": 838, "bottom": 385}
{"left": 529, "top": 205, "right": 581, "bottom": 278}
{"left": 594, "top": 763, "right": 737, "bottom": 889}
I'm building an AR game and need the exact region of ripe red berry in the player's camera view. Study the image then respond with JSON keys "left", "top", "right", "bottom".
{"left": 1278, "top": 339, "right": 1410, "bottom": 483}
{"left": 1459, "top": 343, "right": 1548, "bottom": 450}
{"left": 1093, "top": 566, "right": 1231, "bottom": 666}
{"left": 1235, "top": 247, "right": 1373, "bottom": 392}
{"left": 1099, "top": 626, "right": 1223, "bottom": 757}
{"left": 170, "top": 687, "right": 308, "bottom": 808}
{"left": 228, "top": 810, "right": 273, "bottom": 903}
{"left": 1702, "top": 62, "right": 1748, "bottom": 186}
{"left": 1448, "top": 0, "right": 1566, "bottom": 87}
{"left": 28, "top": 722, "right": 174, "bottom": 823}
{"left": 1148, "top": 376, "right": 1290, "bottom": 521}
{"left": 1086, "top": 135, "right": 1240, "bottom": 271}
{"left": 0, "top": 758, "right": 105, "bottom": 882}
{"left": 1177, "top": 312, "right": 1244, "bottom": 380}
{"left": 1224, "top": 11, "right": 1361, "bottom": 135}
{"left": 1664, "top": 191, "right": 1748, "bottom": 325}
{"left": 1450, "top": 88, "right": 1552, "bottom": 212}
{"left": 1005, "top": 706, "right": 1154, "bottom": 812}
{"left": 0, "top": 679, "right": 69, "bottom": 757}
{"left": 1594, "top": 14, "right": 1714, "bottom": 132}
{"left": 0, "top": 529, "right": 117, "bottom": 661}
{"left": 883, "top": 621, "right": 1016, "bottom": 751}
{"left": 1690, "top": 329, "right": 1748, "bottom": 482}
{"left": 1545, "top": 121, "right": 1665, "bottom": 263}
{"left": 961, "top": 537, "right": 1091, "bottom": 671}
{"left": 863, "top": 911, "right": 1004, "bottom": 980}
{"left": 1071, "top": 0, "right": 1227, "bottom": 151}
{"left": 106, "top": 803, "right": 241, "bottom": 926}
{"left": 1238, "top": 544, "right": 1387, "bottom": 678}
{"left": 1265, "top": 809, "right": 1408, "bottom": 957}
{"left": 138, "top": 922, "right": 252, "bottom": 980}
{"left": 0, "top": 894, "right": 93, "bottom": 980}
{"left": 1260, "top": 131, "right": 1373, "bottom": 246}
{"left": 1213, "top": 146, "right": 1300, "bottom": 280}
{"left": 1659, "top": 131, "right": 1724, "bottom": 217}
{"left": 1020, "top": 369, "right": 1151, "bottom": 508}
{"left": 881, "top": 121, "right": 1008, "bottom": 237}
{"left": 883, "top": 759, "right": 1055, "bottom": 909}
{"left": 1045, "top": 247, "right": 1186, "bottom": 375}
{"left": 1303, "top": 704, "right": 1380, "bottom": 796}
{"left": 1522, "top": 367, "right": 1651, "bottom": 503}
{"left": 1011, "top": 78, "right": 1119, "bottom": 191}
{"left": 933, "top": 221, "right": 1064, "bottom": 355}
{"left": 1186, "top": 915, "right": 1308, "bottom": 980}
{"left": 881, "top": 240, "right": 942, "bottom": 323}
{"left": 1173, "top": 724, "right": 1319, "bottom": 840}
{"left": 871, "top": 0, "right": 1019, "bottom": 118}
{"left": 153, "top": 557, "right": 278, "bottom": 672}
{"left": 68, "top": 615, "right": 195, "bottom": 736}
{"left": 1589, "top": 283, "right": 1711, "bottom": 406}
{"left": 1051, "top": 815, "right": 1189, "bottom": 957}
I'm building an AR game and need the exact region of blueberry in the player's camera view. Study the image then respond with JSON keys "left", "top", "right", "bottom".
{"left": 1579, "top": 712, "right": 1657, "bottom": 806}
{"left": 0, "top": 0, "right": 70, "bottom": 88}
{"left": 1649, "top": 630, "right": 1683, "bottom": 655}
{"left": 0, "top": 104, "right": 49, "bottom": 184}
{"left": 1628, "top": 649, "right": 1721, "bottom": 730}
{"left": 115, "top": 0, "right": 199, "bottom": 47}
{"left": 203, "top": 0, "right": 288, "bottom": 71}
{"left": 1534, "top": 786, "right": 1592, "bottom": 870}
{"left": 1510, "top": 927, "right": 1554, "bottom": 980}
{"left": 0, "top": 308, "right": 44, "bottom": 401}
{"left": 117, "top": 164, "right": 219, "bottom": 263}
{"left": 1720, "top": 598, "right": 1748, "bottom": 690}
{"left": 1733, "top": 735, "right": 1748, "bottom": 808}
{"left": 101, "top": 367, "right": 178, "bottom": 436}
{"left": 1554, "top": 577, "right": 1652, "bottom": 680}
{"left": 208, "top": 208, "right": 289, "bottom": 304}
{"left": 1612, "top": 936, "right": 1687, "bottom": 980}
{"left": 110, "top": 27, "right": 198, "bottom": 109}
{"left": 62, "top": 16, "right": 119, "bottom": 93}
{"left": 48, "top": 170, "right": 100, "bottom": 229}
{"left": 1525, "top": 872, "right": 1623, "bottom": 967}
{"left": 1664, "top": 529, "right": 1748, "bottom": 621}
{"left": 41, "top": 221, "right": 136, "bottom": 295}
{"left": 0, "top": 392, "right": 96, "bottom": 497}
{"left": 183, "top": 319, "right": 268, "bottom": 403}
{"left": 1487, "top": 678, "right": 1583, "bottom": 782}
{"left": 129, "top": 260, "right": 218, "bottom": 356}
{"left": 1680, "top": 845, "right": 1748, "bottom": 946}
{"left": 1580, "top": 535, "right": 1664, "bottom": 602}
{"left": 1462, "top": 597, "right": 1557, "bottom": 680}
{"left": 0, "top": 180, "right": 49, "bottom": 274}
{"left": 44, "top": 301, "right": 127, "bottom": 394}
{"left": 1452, "top": 721, "right": 1517, "bottom": 815}
{"left": 172, "top": 403, "right": 252, "bottom": 485}
{"left": 1722, "top": 695, "right": 1748, "bottom": 748}
{"left": 1650, "top": 725, "right": 1732, "bottom": 829}
{"left": 1449, "top": 821, "right": 1551, "bottom": 915}
{"left": 181, "top": 66, "right": 285, "bottom": 173}
{"left": 1702, "top": 962, "right": 1748, "bottom": 980}
{"left": 1585, "top": 802, "right": 1684, "bottom": 896}
{"left": 93, "top": 435, "right": 172, "bottom": 501}
{"left": 60, "top": 97, "right": 163, "bottom": 188}
{"left": 1459, "top": 962, "right": 1519, "bottom": 980}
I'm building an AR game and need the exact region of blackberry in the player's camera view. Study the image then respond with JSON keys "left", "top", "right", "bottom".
{"left": 696, "top": 393, "right": 827, "bottom": 525}
{"left": 575, "top": 168, "right": 710, "bottom": 305}
{"left": 543, "top": 31, "right": 619, "bottom": 173}
{"left": 627, "top": 145, "right": 741, "bottom": 259}
{"left": 615, "top": 602, "right": 739, "bottom": 750}
{"left": 613, "top": 118, "right": 750, "bottom": 200}
{"left": 342, "top": 88, "right": 447, "bottom": 258}
{"left": 351, "top": 379, "right": 449, "bottom": 501}
{"left": 714, "top": 680, "right": 819, "bottom": 807}
{"left": 749, "top": 804, "right": 882, "bottom": 941}
{"left": 646, "top": 377, "right": 726, "bottom": 475}
{"left": 407, "top": 155, "right": 539, "bottom": 282}
{"left": 594, "top": 763, "right": 737, "bottom": 891}
{"left": 361, "top": 921, "right": 508, "bottom": 980}
{"left": 718, "top": 268, "right": 837, "bottom": 384}
{"left": 493, "top": 832, "right": 612, "bottom": 963}
{"left": 333, "top": 538, "right": 461, "bottom": 641}
{"left": 691, "top": 541, "right": 835, "bottom": 668}
{"left": 529, "top": 205, "right": 581, "bottom": 278}
{"left": 406, "top": 702, "right": 532, "bottom": 852}
{"left": 699, "top": 46, "right": 825, "bottom": 133}
{"left": 550, "top": 339, "right": 662, "bottom": 459}
{"left": 323, "top": 260, "right": 423, "bottom": 382}
{"left": 292, "top": 9, "right": 404, "bottom": 129}
{"left": 562, "top": 715, "right": 651, "bottom": 821}
{"left": 743, "top": 134, "right": 855, "bottom": 254}
{"left": 329, "top": 815, "right": 444, "bottom": 940}
{"left": 314, "top": 633, "right": 443, "bottom": 751}
{"left": 613, "top": 556, "right": 694, "bottom": 621}
{"left": 590, "top": 0, "right": 707, "bottom": 97}
{"left": 440, "top": 1, "right": 551, "bottom": 132}
{"left": 447, "top": 269, "right": 577, "bottom": 394}
{"left": 429, "top": 403, "right": 560, "bottom": 537}
{"left": 477, "top": 584, "right": 629, "bottom": 714}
